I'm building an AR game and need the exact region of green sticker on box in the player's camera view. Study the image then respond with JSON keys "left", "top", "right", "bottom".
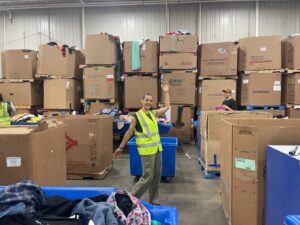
{"left": 235, "top": 158, "right": 256, "bottom": 171}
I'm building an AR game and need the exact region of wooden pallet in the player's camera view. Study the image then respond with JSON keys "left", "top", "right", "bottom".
{"left": 15, "top": 105, "right": 41, "bottom": 109}
{"left": 286, "top": 104, "right": 300, "bottom": 109}
{"left": 67, "top": 164, "right": 112, "bottom": 180}
{"left": 0, "top": 78, "right": 35, "bottom": 83}
{"left": 122, "top": 72, "right": 158, "bottom": 77}
{"left": 81, "top": 98, "right": 117, "bottom": 104}
{"left": 160, "top": 69, "right": 198, "bottom": 74}
{"left": 284, "top": 69, "right": 300, "bottom": 74}
{"left": 242, "top": 69, "right": 284, "bottom": 75}
{"left": 35, "top": 74, "right": 76, "bottom": 79}
{"left": 198, "top": 157, "right": 220, "bottom": 179}
{"left": 80, "top": 64, "right": 117, "bottom": 69}
{"left": 199, "top": 75, "right": 238, "bottom": 80}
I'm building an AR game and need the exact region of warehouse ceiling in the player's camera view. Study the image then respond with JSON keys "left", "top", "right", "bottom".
{"left": 0, "top": 0, "right": 288, "bottom": 10}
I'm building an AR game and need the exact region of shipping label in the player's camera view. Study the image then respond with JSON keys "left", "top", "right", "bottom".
{"left": 6, "top": 157, "right": 21, "bottom": 167}
{"left": 235, "top": 157, "right": 256, "bottom": 171}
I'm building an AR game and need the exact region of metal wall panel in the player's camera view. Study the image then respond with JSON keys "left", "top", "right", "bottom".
{"left": 49, "top": 8, "right": 82, "bottom": 48}
{"left": 169, "top": 3, "right": 198, "bottom": 34}
{"left": 85, "top": 5, "right": 166, "bottom": 42}
{"left": 3, "top": 9, "right": 49, "bottom": 50}
{"left": 201, "top": 2, "right": 256, "bottom": 43}
{"left": 259, "top": 0, "right": 300, "bottom": 36}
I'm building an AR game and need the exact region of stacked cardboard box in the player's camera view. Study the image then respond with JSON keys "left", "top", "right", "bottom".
{"left": 1, "top": 49, "right": 43, "bottom": 114}
{"left": 123, "top": 40, "right": 159, "bottom": 109}
{"left": 198, "top": 42, "right": 238, "bottom": 111}
{"left": 282, "top": 36, "right": 300, "bottom": 118}
{"left": 237, "top": 36, "right": 282, "bottom": 108}
{"left": 36, "top": 44, "right": 84, "bottom": 115}
{"left": 159, "top": 35, "right": 198, "bottom": 143}
{"left": 84, "top": 34, "right": 120, "bottom": 114}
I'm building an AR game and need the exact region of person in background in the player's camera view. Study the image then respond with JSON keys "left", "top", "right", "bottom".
{"left": 114, "top": 82, "right": 170, "bottom": 205}
{"left": 222, "top": 89, "right": 237, "bottom": 111}
{"left": 0, "top": 93, "right": 16, "bottom": 126}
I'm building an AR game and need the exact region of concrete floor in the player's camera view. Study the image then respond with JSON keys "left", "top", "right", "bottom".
{"left": 68, "top": 144, "right": 229, "bottom": 225}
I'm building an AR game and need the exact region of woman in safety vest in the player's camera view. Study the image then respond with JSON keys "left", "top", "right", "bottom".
{"left": 114, "top": 82, "right": 170, "bottom": 205}
{"left": 0, "top": 94, "right": 15, "bottom": 126}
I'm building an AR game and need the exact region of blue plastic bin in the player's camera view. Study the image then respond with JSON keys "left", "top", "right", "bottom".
{"left": 284, "top": 215, "right": 300, "bottom": 225}
{"left": 114, "top": 121, "right": 173, "bottom": 136}
{"left": 127, "top": 137, "right": 178, "bottom": 177}
{"left": 0, "top": 186, "right": 178, "bottom": 225}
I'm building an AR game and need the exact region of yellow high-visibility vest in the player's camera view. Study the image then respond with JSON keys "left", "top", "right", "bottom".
{"left": 0, "top": 102, "right": 11, "bottom": 126}
{"left": 134, "top": 110, "right": 162, "bottom": 155}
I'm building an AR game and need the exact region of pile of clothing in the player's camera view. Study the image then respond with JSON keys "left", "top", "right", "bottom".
{"left": 0, "top": 181, "right": 162, "bottom": 225}
{"left": 11, "top": 114, "right": 43, "bottom": 125}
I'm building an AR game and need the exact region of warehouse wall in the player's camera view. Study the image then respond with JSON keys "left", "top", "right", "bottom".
{"left": 1, "top": 1, "right": 300, "bottom": 51}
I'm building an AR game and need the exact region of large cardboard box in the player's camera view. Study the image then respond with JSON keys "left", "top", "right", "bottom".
{"left": 161, "top": 72, "right": 196, "bottom": 105}
{"left": 238, "top": 73, "right": 282, "bottom": 106}
{"left": 123, "top": 41, "right": 158, "bottom": 73}
{"left": 0, "top": 81, "right": 43, "bottom": 107}
{"left": 239, "top": 36, "right": 281, "bottom": 71}
{"left": 85, "top": 34, "right": 117, "bottom": 65}
{"left": 59, "top": 115, "right": 113, "bottom": 176}
{"left": 198, "top": 79, "right": 237, "bottom": 111}
{"left": 0, "top": 119, "right": 66, "bottom": 186}
{"left": 124, "top": 76, "right": 158, "bottom": 109}
{"left": 282, "top": 36, "right": 300, "bottom": 70}
{"left": 200, "top": 111, "right": 271, "bottom": 172}
{"left": 286, "top": 107, "right": 300, "bottom": 118}
{"left": 165, "top": 105, "right": 194, "bottom": 143}
{"left": 44, "top": 79, "right": 82, "bottom": 110}
{"left": 2, "top": 50, "right": 37, "bottom": 79}
{"left": 199, "top": 42, "right": 238, "bottom": 77}
{"left": 220, "top": 119, "right": 300, "bottom": 225}
{"left": 282, "top": 73, "right": 300, "bottom": 104}
{"left": 37, "top": 44, "right": 84, "bottom": 79}
{"left": 159, "top": 35, "right": 198, "bottom": 53}
{"left": 159, "top": 52, "right": 197, "bottom": 70}
{"left": 83, "top": 66, "right": 117, "bottom": 100}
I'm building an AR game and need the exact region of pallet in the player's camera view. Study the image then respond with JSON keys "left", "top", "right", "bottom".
{"left": 35, "top": 74, "right": 76, "bottom": 79}
{"left": 0, "top": 78, "right": 35, "bottom": 83}
{"left": 242, "top": 69, "right": 284, "bottom": 75}
{"left": 199, "top": 75, "right": 238, "bottom": 80}
{"left": 286, "top": 104, "right": 300, "bottom": 109}
{"left": 15, "top": 105, "right": 41, "bottom": 109}
{"left": 239, "top": 105, "right": 286, "bottom": 111}
{"left": 81, "top": 98, "right": 117, "bottom": 104}
{"left": 284, "top": 69, "right": 300, "bottom": 74}
{"left": 41, "top": 109, "right": 71, "bottom": 117}
{"left": 67, "top": 164, "right": 112, "bottom": 180}
{"left": 122, "top": 72, "right": 158, "bottom": 77}
{"left": 80, "top": 64, "right": 117, "bottom": 69}
{"left": 160, "top": 69, "right": 198, "bottom": 74}
{"left": 198, "top": 157, "right": 220, "bottom": 179}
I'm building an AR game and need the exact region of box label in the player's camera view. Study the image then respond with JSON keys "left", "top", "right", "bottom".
{"left": 235, "top": 157, "right": 256, "bottom": 171}
{"left": 24, "top": 55, "right": 29, "bottom": 59}
{"left": 243, "top": 79, "right": 249, "bottom": 84}
{"left": 218, "top": 48, "right": 226, "bottom": 54}
{"left": 274, "top": 81, "right": 281, "bottom": 85}
{"left": 6, "top": 157, "right": 21, "bottom": 167}
{"left": 260, "top": 47, "right": 267, "bottom": 52}
{"left": 106, "top": 74, "right": 114, "bottom": 82}
{"left": 273, "top": 85, "right": 281, "bottom": 91}
{"left": 297, "top": 79, "right": 300, "bottom": 84}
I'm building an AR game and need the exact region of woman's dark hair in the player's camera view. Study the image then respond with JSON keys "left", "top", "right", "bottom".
{"left": 142, "top": 92, "right": 152, "bottom": 99}
{"left": 0, "top": 94, "right": 3, "bottom": 102}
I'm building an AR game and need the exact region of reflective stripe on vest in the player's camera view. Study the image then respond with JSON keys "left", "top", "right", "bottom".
{"left": 137, "top": 140, "right": 161, "bottom": 148}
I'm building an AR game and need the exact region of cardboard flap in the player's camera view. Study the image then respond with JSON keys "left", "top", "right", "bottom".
{"left": 32, "top": 118, "right": 64, "bottom": 133}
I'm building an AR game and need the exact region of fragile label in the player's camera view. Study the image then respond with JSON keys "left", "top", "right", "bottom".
{"left": 235, "top": 158, "right": 256, "bottom": 171}
{"left": 24, "top": 55, "right": 29, "bottom": 59}
{"left": 273, "top": 85, "right": 281, "bottom": 91}
{"left": 260, "top": 47, "right": 267, "bottom": 52}
{"left": 6, "top": 157, "right": 21, "bottom": 167}
{"left": 243, "top": 79, "right": 249, "bottom": 84}
{"left": 106, "top": 74, "right": 114, "bottom": 82}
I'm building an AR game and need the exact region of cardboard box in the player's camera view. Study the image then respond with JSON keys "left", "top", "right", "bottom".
{"left": 37, "top": 44, "right": 84, "bottom": 79}
{"left": 44, "top": 79, "right": 82, "bottom": 110}
{"left": 83, "top": 66, "right": 117, "bottom": 100}
{"left": 164, "top": 105, "right": 194, "bottom": 143}
{"left": 124, "top": 76, "right": 158, "bottom": 109}
{"left": 261, "top": 109, "right": 285, "bottom": 118}
{"left": 2, "top": 50, "right": 37, "bottom": 79}
{"left": 282, "top": 36, "right": 300, "bottom": 70}
{"left": 58, "top": 115, "right": 113, "bottom": 176}
{"left": 200, "top": 111, "right": 271, "bottom": 172}
{"left": 159, "top": 52, "right": 197, "bottom": 70}
{"left": 286, "top": 107, "right": 300, "bottom": 118}
{"left": 220, "top": 118, "right": 300, "bottom": 225}
{"left": 238, "top": 36, "right": 281, "bottom": 71}
{"left": 238, "top": 73, "right": 282, "bottom": 106}
{"left": 85, "top": 102, "right": 119, "bottom": 115}
{"left": 198, "top": 79, "right": 237, "bottom": 111}
{"left": 85, "top": 34, "right": 117, "bottom": 65}
{"left": 0, "top": 81, "right": 43, "bottom": 107}
{"left": 282, "top": 73, "right": 300, "bottom": 104}
{"left": 199, "top": 42, "right": 238, "bottom": 77}
{"left": 159, "top": 35, "right": 198, "bottom": 53}
{"left": 0, "top": 119, "right": 66, "bottom": 186}
{"left": 161, "top": 72, "right": 196, "bottom": 105}
{"left": 123, "top": 41, "right": 158, "bottom": 73}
